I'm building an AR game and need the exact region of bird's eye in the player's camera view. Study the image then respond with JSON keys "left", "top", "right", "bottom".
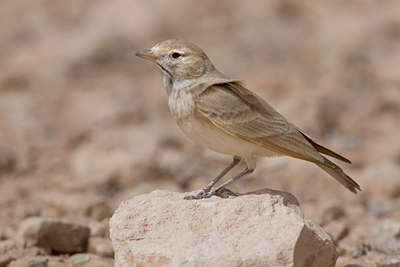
{"left": 171, "top": 52, "right": 182, "bottom": 59}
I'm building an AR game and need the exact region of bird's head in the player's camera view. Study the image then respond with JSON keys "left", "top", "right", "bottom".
{"left": 135, "top": 39, "right": 216, "bottom": 81}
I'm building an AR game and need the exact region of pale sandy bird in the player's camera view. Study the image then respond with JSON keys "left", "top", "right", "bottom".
{"left": 136, "top": 39, "right": 361, "bottom": 199}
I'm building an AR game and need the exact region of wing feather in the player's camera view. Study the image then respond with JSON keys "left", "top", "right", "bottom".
{"left": 195, "top": 82, "right": 324, "bottom": 163}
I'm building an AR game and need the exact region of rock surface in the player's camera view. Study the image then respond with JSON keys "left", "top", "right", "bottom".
{"left": 16, "top": 217, "right": 90, "bottom": 254}
{"left": 110, "top": 190, "right": 338, "bottom": 267}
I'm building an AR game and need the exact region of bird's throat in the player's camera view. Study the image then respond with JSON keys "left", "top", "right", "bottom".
{"left": 156, "top": 64, "right": 173, "bottom": 94}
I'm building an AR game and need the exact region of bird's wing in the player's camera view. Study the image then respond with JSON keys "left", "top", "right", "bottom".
{"left": 195, "top": 81, "right": 325, "bottom": 163}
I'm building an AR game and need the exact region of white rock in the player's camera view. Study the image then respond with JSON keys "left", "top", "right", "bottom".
{"left": 110, "top": 190, "right": 338, "bottom": 267}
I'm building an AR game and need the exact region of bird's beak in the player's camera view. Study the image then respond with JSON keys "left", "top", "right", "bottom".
{"left": 135, "top": 49, "right": 158, "bottom": 62}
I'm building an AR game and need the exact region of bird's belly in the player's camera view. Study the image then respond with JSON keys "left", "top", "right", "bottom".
{"left": 178, "top": 117, "right": 277, "bottom": 158}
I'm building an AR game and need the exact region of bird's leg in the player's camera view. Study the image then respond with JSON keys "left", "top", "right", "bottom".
{"left": 213, "top": 167, "right": 254, "bottom": 197}
{"left": 201, "top": 156, "right": 241, "bottom": 193}
{"left": 184, "top": 156, "right": 241, "bottom": 200}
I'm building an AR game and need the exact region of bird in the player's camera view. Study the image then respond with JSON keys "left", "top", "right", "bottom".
{"left": 135, "top": 39, "right": 361, "bottom": 199}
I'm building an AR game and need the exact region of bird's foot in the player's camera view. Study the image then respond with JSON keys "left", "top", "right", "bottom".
{"left": 184, "top": 188, "right": 237, "bottom": 200}
{"left": 214, "top": 188, "right": 238, "bottom": 198}
{"left": 184, "top": 189, "right": 215, "bottom": 200}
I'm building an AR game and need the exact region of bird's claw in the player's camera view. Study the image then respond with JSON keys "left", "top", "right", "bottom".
{"left": 184, "top": 188, "right": 237, "bottom": 200}
{"left": 214, "top": 188, "right": 238, "bottom": 198}
{"left": 184, "top": 189, "right": 215, "bottom": 200}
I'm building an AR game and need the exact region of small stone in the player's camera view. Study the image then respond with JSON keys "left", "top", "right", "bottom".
{"left": 365, "top": 220, "right": 400, "bottom": 254}
{"left": 70, "top": 253, "right": 91, "bottom": 265}
{"left": 8, "top": 256, "right": 48, "bottom": 267}
{"left": 69, "top": 253, "right": 114, "bottom": 267}
{"left": 16, "top": 217, "right": 90, "bottom": 254}
{"left": 352, "top": 243, "right": 371, "bottom": 258}
{"left": 88, "top": 237, "right": 114, "bottom": 258}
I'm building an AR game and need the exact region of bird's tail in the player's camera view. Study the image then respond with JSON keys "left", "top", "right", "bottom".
{"left": 316, "top": 157, "right": 361, "bottom": 193}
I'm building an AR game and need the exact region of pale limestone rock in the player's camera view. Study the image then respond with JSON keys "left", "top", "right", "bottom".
{"left": 110, "top": 190, "right": 338, "bottom": 267}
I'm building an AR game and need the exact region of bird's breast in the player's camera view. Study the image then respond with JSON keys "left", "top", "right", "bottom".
{"left": 168, "top": 89, "right": 196, "bottom": 121}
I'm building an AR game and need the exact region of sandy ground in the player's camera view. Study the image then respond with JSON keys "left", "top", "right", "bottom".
{"left": 1, "top": 0, "right": 400, "bottom": 265}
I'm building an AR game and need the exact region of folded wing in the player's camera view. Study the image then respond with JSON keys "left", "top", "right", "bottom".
{"left": 196, "top": 81, "right": 343, "bottom": 164}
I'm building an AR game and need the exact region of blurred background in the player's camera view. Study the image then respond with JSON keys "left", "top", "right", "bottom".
{"left": 1, "top": 0, "right": 400, "bottom": 265}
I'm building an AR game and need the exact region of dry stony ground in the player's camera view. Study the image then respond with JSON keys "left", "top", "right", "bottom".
{"left": 0, "top": 1, "right": 400, "bottom": 266}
